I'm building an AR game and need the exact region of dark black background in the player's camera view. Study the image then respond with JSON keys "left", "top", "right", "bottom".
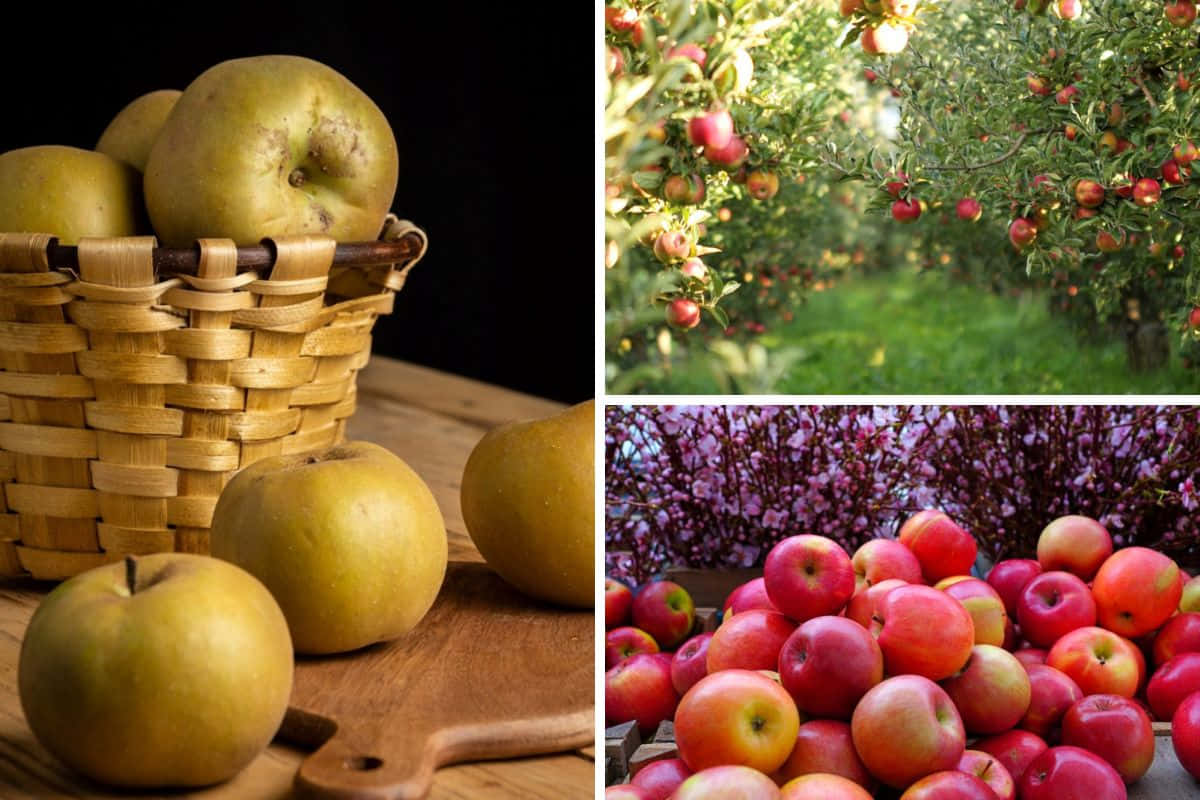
{"left": 0, "top": 7, "right": 595, "bottom": 404}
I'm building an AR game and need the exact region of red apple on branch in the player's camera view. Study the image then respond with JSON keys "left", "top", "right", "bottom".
{"left": 1018, "top": 746, "right": 1127, "bottom": 800}
{"left": 1131, "top": 177, "right": 1161, "bottom": 207}
{"left": 892, "top": 197, "right": 922, "bottom": 223}
{"left": 1073, "top": 180, "right": 1105, "bottom": 209}
{"left": 861, "top": 22, "right": 909, "bottom": 55}
{"left": 1009, "top": 218, "right": 1038, "bottom": 250}
{"left": 956, "top": 197, "right": 983, "bottom": 221}
{"left": 703, "top": 135, "right": 749, "bottom": 169}
{"left": 687, "top": 110, "right": 734, "bottom": 150}
{"left": 1165, "top": 0, "right": 1198, "bottom": 27}
{"left": 665, "top": 298, "right": 701, "bottom": 331}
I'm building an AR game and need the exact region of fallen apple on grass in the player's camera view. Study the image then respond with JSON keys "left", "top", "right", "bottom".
{"left": 18, "top": 554, "right": 293, "bottom": 788}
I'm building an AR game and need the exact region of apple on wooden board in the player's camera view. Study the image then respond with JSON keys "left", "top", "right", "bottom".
{"left": 671, "top": 633, "right": 714, "bottom": 695}
{"left": 605, "top": 652, "right": 678, "bottom": 736}
{"left": 18, "top": 554, "right": 293, "bottom": 788}
{"left": 774, "top": 719, "right": 876, "bottom": 791}
{"left": 210, "top": 440, "right": 448, "bottom": 655}
{"left": 632, "top": 581, "right": 696, "bottom": 651}
{"left": 606, "top": 627, "right": 660, "bottom": 670}
{"left": 95, "top": 89, "right": 181, "bottom": 172}
{"left": 1060, "top": 694, "right": 1154, "bottom": 783}
{"left": 1173, "top": 690, "right": 1200, "bottom": 779}
{"left": 780, "top": 773, "right": 873, "bottom": 800}
{"left": 607, "top": 578, "right": 635, "bottom": 629}
{"left": 460, "top": 399, "right": 594, "bottom": 608}
{"left": 850, "top": 674, "right": 966, "bottom": 790}
{"left": 707, "top": 608, "right": 795, "bottom": 673}
{"left": 674, "top": 669, "right": 800, "bottom": 775}
{"left": 0, "top": 145, "right": 145, "bottom": 243}
{"left": 672, "top": 765, "right": 781, "bottom": 800}
{"left": 144, "top": 54, "right": 399, "bottom": 247}
{"left": 1018, "top": 745, "right": 1127, "bottom": 800}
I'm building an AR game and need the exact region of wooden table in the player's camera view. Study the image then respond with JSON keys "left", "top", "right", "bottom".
{"left": 0, "top": 358, "right": 596, "bottom": 799}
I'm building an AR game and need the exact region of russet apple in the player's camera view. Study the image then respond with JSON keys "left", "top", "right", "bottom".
{"left": 674, "top": 669, "right": 800, "bottom": 774}
{"left": 875, "top": 584, "right": 975, "bottom": 680}
{"left": 1061, "top": 694, "right": 1154, "bottom": 783}
{"left": 605, "top": 652, "right": 678, "bottom": 736}
{"left": 1020, "top": 663, "right": 1083, "bottom": 738}
{"left": 778, "top": 615, "right": 883, "bottom": 720}
{"left": 95, "top": 89, "right": 181, "bottom": 172}
{"left": 0, "top": 145, "right": 145, "bottom": 243}
{"left": 1016, "top": 570, "right": 1097, "bottom": 648}
{"left": 774, "top": 719, "right": 875, "bottom": 791}
{"left": 898, "top": 510, "right": 978, "bottom": 582}
{"left": 780, "top": 773, "right": 873, "bottom": 799}
{"left": 850, "top": 675, "right": 966, "bottom": 789}
{"left": 631, "top": 757, "right": 691, "bottom": 800}
{"left": 957, "top": 749, "right": 1015, "bottom": 800}
{"left": 1036, "top": 515, "right": 1112, "bottom": 580}
{"left": 606, "top": 626, "right": 660, "bottom": 669}
{"left": 1018, "top": 746, "right": 1127, "bottom": 800}
{"left": 460, "top": 399, "right": 594, "bottom": 608}
{"left": 1091, "top": 546, "right": 1181, "bottom": 638}
{"left": 144, "top": 55, "right": 399, "bottom": 246}
{"left": 211, "top": 440, "right": 447, "bottom": 654}
{"left": 1046, "top": 626, "right": 1144, "bottom": 697}
{"left": 851, "top": 538, "right": 923, "bottom": 591}
{"left": 671, "top": 633, "right": 714, "bottom": 695}
{"left": 763, "top": 534, "right": 856, "bottom": 622}
{"left": 672, "top": 765, "right": 781, "bottom": 799}
{"left": 707, "top": 608, "right": 795, "bottom": 673}
{"left": 633, "top": 581, "right": 696, "bottom": 650}
{"left": 986, "top": 558, "right": 1042, "bottom": 619}
{"left": 941, "top": 644, "right": 1032, "bottom": 735}
{"left": 1146, "top": 652, "right": 1200, "bottom": 721}
{"left": 18, "top": 554, "right": 292, "bottom": 788}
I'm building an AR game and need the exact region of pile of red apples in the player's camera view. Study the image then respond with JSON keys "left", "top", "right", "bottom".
{"left": 605, "top": 510, "right": 1200, "bottom": 800}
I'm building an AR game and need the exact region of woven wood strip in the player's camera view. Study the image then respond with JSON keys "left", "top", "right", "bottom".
{"left": 232, "top": 294, "right": 326, "bottom": 328}
{"left": 76, "top": 352, "right": 188, "bottom": 384}
{"left": 165, "top": 438, "right": 240, "bottom": 471}
{"left": 0, "top": 321, "right": 88, "bottom": 354}
{"left": 0, "top": 514, "right": 18, "bottom": 540}
{"left": 0, "top": 453, "right": 14, "bottom": 483}
{"left": 161, "top": 329, "right": 252, "bottom": 360}
{"left": 16, "top": 547, "right": 121, "bottom": 581}
{"left": 290, "top": 375, "right": 354, "bottom": 406}
{"left": 175, "top": 271, "right": 260, "bottom": 292}
{"left": 84, "top": 402, "right": 184, "bottom": 436}
{"left": 166, "top": 496, "right": 217, "bottom": 528}
{"left": 67, "top": 301, "right": 185, "bottom": 333}
{"left": 163, "top": 287, "right": 257, "bottom": 312}
{"left": 90, "top": 462, "right": 179, "bottom": 498}
{"left": 300, "top": 326, "right": 372, "bottom": 357}
{"left": 248, "top": 276, "right": 329, "bottom": 296}
{"left": 0, "top": 286, "right": 74, "bottom": 306}
{"left": 0, "top": 423, "right": 97, "bottom": 459}
{"left": 165, "top": 383, "right": 243, "bottom": 410}
{"left": 20, "top": 519, "right": 98, "bottom": 552}
{"left": 5, "top": 485, "right": 98, "bottom": 518}
{"left": 0, "top": 272, "right": 69, "bottom": 288}
{"left": 0, "top": 372, "right": 93, "bottom": 398}
{"left": 228, "top": 409, "right": 303, "bottom": 441}
{"left": 97, "top": 523, "right": 175, "bottom": 555}
{"left": 280, "top": 426, "right": 340, "bottom": 455}
{"left": 66, "top": 278, "right": 181, "bottom": 304}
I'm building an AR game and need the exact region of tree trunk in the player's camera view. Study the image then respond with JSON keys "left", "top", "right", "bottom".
{"left": 1126, "top": 320, "right": 1169, "bottom": 372}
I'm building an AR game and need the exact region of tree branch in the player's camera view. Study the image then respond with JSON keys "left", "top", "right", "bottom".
{"left": 922, "top": 128, "right": 1054, "bottom": 172}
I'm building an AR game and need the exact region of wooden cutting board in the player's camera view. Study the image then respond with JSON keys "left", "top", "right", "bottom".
{"left": 279, "top": 560, "right": 594, "bottom": 800}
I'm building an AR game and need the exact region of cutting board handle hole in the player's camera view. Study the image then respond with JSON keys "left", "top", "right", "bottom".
{"left": 343, "top": 755, "right": 384, "bottom": 771}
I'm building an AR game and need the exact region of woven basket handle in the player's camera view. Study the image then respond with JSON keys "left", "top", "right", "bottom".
{"left": 373, "top": 215, "right": 429, "bottom": 292}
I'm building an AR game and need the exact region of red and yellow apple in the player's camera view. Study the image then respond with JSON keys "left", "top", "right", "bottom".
{"left": 607, "top": 578, "right": 635, "bottom": 629}
{"left": 898, "top": 510, "right": 978, "bottom": 583}
{"left": 940, "top": 577, "right": 1008, "bottom": 647}
{"left": 778, "top": 615, "right": 883, "bottom": 720}
{"left": 957, "top": 750, "right": 1015, "bottom": 800}
{"left": 852, "top": 538, "right": 923, "bottom": 591}
{"left": 630, "top": 757, "right": 692, "bottom": 800}
{"left": 1091, "top": 546, "right": 1181, "bottom": 638}
{"left": 875, "top": 584, "right": 975, "bottom": 680}
{"left": 673, "top": 765, "right": 781, "bottom": 799}
{"left": 845, "top": 577, "right": 906, "bottom": 632}
{"left": 780, "top": 773, "right": 872, "bottom": 800}
{"left": 1173, "top": 690, "right": 1200, "bottom": 779}
{"left": 707, "top": 609, "right": 795, "bottom": 673}
{"left": 774, "top": 719, "right": 875, "bottom": 791}
{"left": 940, "top": 644, "right": 1032, "bottom": 735}
{"left": 898, "top": 770, "right": 998, "bottom": 800}
{"left": 671, "top": 633, "right": 714, "bottom": 696}
{"left": 1036, "top": 516, "right": 1112, "bottom": 581}
{"left": 1019, "top": 663, "right": 1083, "bottom": 738}
{"left": 606, "top": 626, "right": 660, "bottom": 669}
{"left": 1016, "top": 571, "right": 1097, "bottom": 648}
{"left": 723, "top": 577, "right": 778, "bottom": 617}
{"left": 632, "top": 581, "right": 696, "bottom": 650}
{"left": 1018, "top": 746, "right": 1127, "bottom": 800}
{"left": 850, "top": 675, "right": 966, "bottom": 789}
{"left": 605, "top": 653, "right": 679, "bottom": 736}
{"left": 974, "top": 729, "right": 1048, "bottom": 785}
{"left": 1046, "top": 626, "right": 1144, "bottom": 698}
{"left": 1146, "top": 652, "right": 1200, "bottom": 721}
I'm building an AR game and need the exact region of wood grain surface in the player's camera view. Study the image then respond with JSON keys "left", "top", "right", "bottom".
{"left": 0, "top": 357, "right": 597, "bottom": 799}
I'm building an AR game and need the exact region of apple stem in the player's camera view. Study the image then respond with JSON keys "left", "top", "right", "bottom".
{"left": 126, "top": 555, "right": 138, "bottom": 595}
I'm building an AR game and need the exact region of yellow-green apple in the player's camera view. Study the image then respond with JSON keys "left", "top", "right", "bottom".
{"left": 631, "top": 757, "right": 691, "bottom": 800}
{"left": 707, "top": 608, "right": 796, "bottom": 673}
{"left": 1091, "top": 547, "right": 1181, "bottom": 638}
{"left": 671, "top": 633, "right": 714, "bottom": 695}
{"left": 17, "top": 554, "right": 292, "bottom": 788}
{"left": 850, "top": 675, "right": 966, "bottom": 789}
{"left": 1014, "top": 648, "right": 1049, "bottom": 668}
{"left": 606, "top": 626, "right": 660, "bottom": 669}
{"left": 1016, "top": 571, "right": 1097, "bottom": 648}
{"left": 723, "top": 577, "right": 778, "bottom": 617}
{"left": 0, "top": 145, "right": 144, "bottom": 244}
{"left": 1074, "top": 180, "right": 1105, "bottom": 209}
{"left": 774, "top": 719, "right": 875, "bottom": 791}
{"left": 875, "top": 584, "right": 975, "bottom": 680}
{"left": 940, "top": 577, "right": 1008, "bottom": 647}
{"left": 1061, "top": 694, "right": 1154, "bottom": 783}
{"left": 941, "top": 644, "right": 1032, "bottom": 735}
{"left": 1147, "top": 653, "right": 1200, "bottom": 720}
{"left": 1152, "top": 612, "right": 1200, "bottom": 666}
{"left": 687, "top": 109, "right": 734, "bottom": 150}
{"left": 898, "top": 510, "right": 978, "bottom": 583}
{"left": 957, "top": 750, "right": 1016, "bottom": 800}
{"left": 846, "top": 577, "right": 906, "bottom": 632}
{"left": 778, "top": 616, "right": 882, "bottom": 720}
{"left": 1173, "top": 691, "right": 1200, "bottom": 779}
{"left": 606, "top": 785, "right": 653, "bottom": 800}
{"left": 1018, "top": 746, "right": 1126, "bottom": 800}
{"left": 607, "top": 578, "right": 635, "bottom": 629}
{"left": 633, "top": 581, "right": 696, "bottom": 650}
{"left": 460, "top": 399, "right": 594, "bottom": 608}
{"left": 605, "top": 653, "right": 678, "bottom": 736}
{"left": 1019, "top": 664, "right": 1083, "bottom": 737}
{"left": 763, "top": 535, "right": 856, "bottom": 622}
{"left": 987, "top": 559, "right": 1043, "bottom": 619}
{"left": 95, "top": 89, "right": 181, "bottom": 172}
{"left": 780, "top": 773, "right": 872, "bottom": 800}
{"left": 1046, "top": 626, "right": 1144, "bottom": 697}
{"left": 852, "top": 538, "right": 923, "bottom": 591}
{"left": 974, "top": 730, "right": 1047, "bottom": 784}
{"left": 144, "top": 55, "right": 399, "bottom": 247}
{"left": 1036, "top": 516, "right": 1112, "bottom": 581}
{"left": 672, "top": 765, "right": 781, "bottom": 799}
{"left": 898, "top": 771, "right": 998, "bottom": 800}
{"left": 674, "top": 669, "right": 800, "bottom": 774}
{"left": 211, "top": 441, "right": 447, "bottom": 654}
{"left": 1183, "top": 575, "right": 1200, "bottom": 612}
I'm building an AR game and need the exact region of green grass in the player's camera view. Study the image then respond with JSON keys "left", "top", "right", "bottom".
{"left": 656, "top": 269, "right": 1200, "bottom": 394}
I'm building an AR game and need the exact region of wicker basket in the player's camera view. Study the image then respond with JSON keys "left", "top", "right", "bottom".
{"left": 0, "top": 215, "right": 426, "bottom": 581}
